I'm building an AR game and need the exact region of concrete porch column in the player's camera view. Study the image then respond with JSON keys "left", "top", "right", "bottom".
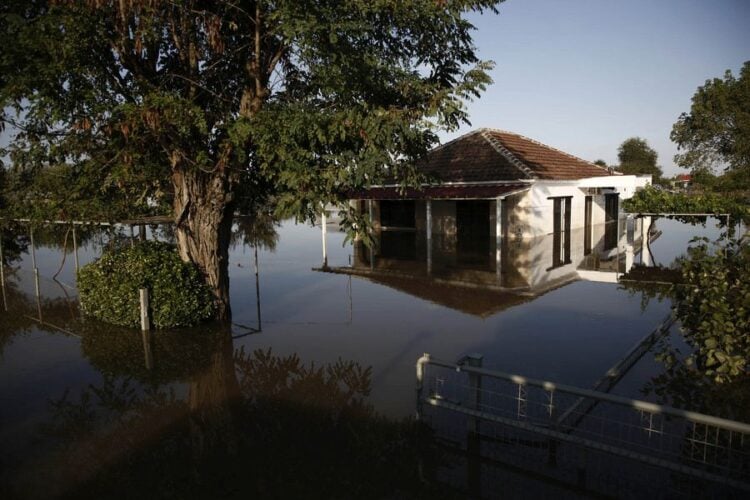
{"left": 426, "top": 199, "right": 432, "bottom": 275}
{"left": 495, "top": 197, "right": 503, "bottom": 285}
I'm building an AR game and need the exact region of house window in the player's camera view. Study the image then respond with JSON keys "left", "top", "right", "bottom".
{"left": 380, "top": 200, "right": 415, "bottom": 228}
{"left": 604, "top": 193, "right": 619, "bottom": 250}
{"left": 551, "top": 196, "right": 572, "bottom": 268}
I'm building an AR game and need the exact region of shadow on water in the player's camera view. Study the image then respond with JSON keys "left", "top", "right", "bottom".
{"left": 3, "top": 323, "right": 452, "bottom": 499}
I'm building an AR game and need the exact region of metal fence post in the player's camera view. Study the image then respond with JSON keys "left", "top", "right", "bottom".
{"left": 466, "top": 354, "right": 483, "bottom": 498}
{"left": 416, "top": 353, "right": 431, "bottom": 421}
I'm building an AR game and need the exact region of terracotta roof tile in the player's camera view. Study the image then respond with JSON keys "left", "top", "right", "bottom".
{"left": 415, "top": 129, "right": 613, "bottom": 182}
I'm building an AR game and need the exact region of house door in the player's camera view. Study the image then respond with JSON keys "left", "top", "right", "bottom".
{"left": 456, "top": 200, "right": 490, "bottom": 267}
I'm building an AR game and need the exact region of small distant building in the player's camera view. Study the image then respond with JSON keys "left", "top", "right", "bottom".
{"left": 672, "top": 174, "right": 692, "bottom": 190}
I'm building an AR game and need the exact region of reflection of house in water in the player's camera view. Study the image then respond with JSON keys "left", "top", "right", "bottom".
{"left": 319, "top": 129, "right": 656, "bottom": 315}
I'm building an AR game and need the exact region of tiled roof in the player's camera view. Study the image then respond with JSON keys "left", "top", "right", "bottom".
{"left": 417, "top": 129, "right": 613, "bottom": 182}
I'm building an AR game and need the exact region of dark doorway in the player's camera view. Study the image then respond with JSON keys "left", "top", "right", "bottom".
{"left": 456, "top": 200, "right": 491, "bottom": 268}
{"left": 380, "top": 200, "right": 415, "bottom": 228}
{"left": 379, "top": 231, "right": 417, "bottom": 260}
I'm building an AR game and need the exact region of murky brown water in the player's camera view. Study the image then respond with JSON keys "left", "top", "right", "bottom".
{"left": 0, "top": 216, "right": 740, "bottom": 498}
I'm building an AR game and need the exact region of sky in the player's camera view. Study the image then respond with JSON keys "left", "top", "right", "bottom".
{"left": 450, "top": 0, "right": 750, "bottom": 176}
{"left": 1, "top": 0, "right": 748, "bottom": 177}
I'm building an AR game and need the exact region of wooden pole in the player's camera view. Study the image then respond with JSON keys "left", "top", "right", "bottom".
{"left": 368, "top": 200, "right": 375, "bottom": 270}
{"left": 139, "top": 288, "right": 151, "bottom": 331}
{"left": 34, "top": 267, "right": 42, "bottom": 320}
{"left": 141, "top": 328, "right": 154, "bottom": 370}
{"left": 0, "top": 235, "right": 7, "bottom": 311}
{"left": 321, "top": 209, "right": 328, "bottom": 267}
{"left": 72, "top": 226, "right": 80, "bottom": 272}
{"left": 254, "top": 245, "right": 261, "bottom": 332}
{"left": 30, "top": 225, "right": 37, "bottom": 270}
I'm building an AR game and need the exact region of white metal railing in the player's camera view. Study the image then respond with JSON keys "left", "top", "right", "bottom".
{"left": 416, "top": 353, "right": 750, "bottom": 494}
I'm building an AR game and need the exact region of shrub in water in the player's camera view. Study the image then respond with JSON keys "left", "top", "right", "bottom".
{"left": 77, "top": 241, "right": 215, "bottom": 328}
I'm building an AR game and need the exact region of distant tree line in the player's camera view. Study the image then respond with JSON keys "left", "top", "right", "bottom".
{"left": 594, "top": 61, "right": 749, "bottom": 196}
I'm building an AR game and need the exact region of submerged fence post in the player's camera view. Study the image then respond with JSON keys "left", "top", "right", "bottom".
{"left": 139, "top": 288, "right": 151, "bottom": 331}
{"left": 0, "top": 235, "right": 7, "bottom": 311}
{"left": 465, "top": 353, "right": 484, "bottom": 498}
{"left": 321, "top": 209, "right": 328, "bottom": 268}
{"left": 415, "top": 353, "right": 431, "bottom": 421}
{"left": 368, "top": 199, "right": 375, "bottom": 270}
{"left": 141, "top": 328, "right": 154, "bottom": 370}
{"left": 254, "top": 245, "right": 262, "bottom": 332}
{"left": 34, "top": 267, "right": 42, "bottom": 319}
{"left": 72, "top": 226, "right": 80, "bottom": 272}
{"left": 30, "top": 225, "right": 37, "bottom": 270}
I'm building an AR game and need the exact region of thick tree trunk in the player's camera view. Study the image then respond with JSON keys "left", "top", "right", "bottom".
{"left": 173, "top": 169, "right": 235, "bottom": 321}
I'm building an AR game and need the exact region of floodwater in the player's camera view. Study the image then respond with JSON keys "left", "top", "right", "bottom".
{"left": 0, "top": 216, "right": 744, "bottom": 498}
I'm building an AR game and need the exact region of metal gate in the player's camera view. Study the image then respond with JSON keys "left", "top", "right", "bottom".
{"left": 416, "top": 353, "right": 750, "bottom": 498}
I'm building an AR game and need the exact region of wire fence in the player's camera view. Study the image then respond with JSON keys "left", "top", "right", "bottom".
{"left": 417, "top": 354, "right": 750, "bottom": 499}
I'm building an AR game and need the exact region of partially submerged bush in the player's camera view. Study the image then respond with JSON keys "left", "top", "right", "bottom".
{"left": 77, "top": 241, "right": 214, "bottom": 328}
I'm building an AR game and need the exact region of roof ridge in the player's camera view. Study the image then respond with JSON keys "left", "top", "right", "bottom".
{"left": 428, "top": 129, "right": 484, "bottom": 154}
{"left": 479, "top": 129, "right": 535, "bottom": 179}
{"left": 483, "top": 128, "right": 612, "bottom": 175}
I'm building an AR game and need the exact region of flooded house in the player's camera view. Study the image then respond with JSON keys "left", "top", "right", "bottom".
{"left": 323, "top": 129, "right": 654, "bottom": 305}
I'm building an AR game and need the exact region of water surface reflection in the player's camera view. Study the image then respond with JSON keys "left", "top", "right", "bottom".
{"left": 0, "top": 216, "right": 734, "bottom": 498}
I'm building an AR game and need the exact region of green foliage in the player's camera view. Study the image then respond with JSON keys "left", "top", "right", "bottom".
{"left": 0, "top": 0, "right": 502, "bottom": 221}
{"left": 77, "top": 241, "right": 214, "bottom": 328}
{"left": 621, "top": 235, "right": 750, "bottom": 384}
{"left": 671, "top": 61, "right": 750, "bottom": 180}
{"left": 616, "top": 137, "right": 663, "bottom": 181}
{"left": 624, "top": 185, "right": 750, "bottom": 223}
{"left": 671, "top": 237, "right": 750, "bottom": 383}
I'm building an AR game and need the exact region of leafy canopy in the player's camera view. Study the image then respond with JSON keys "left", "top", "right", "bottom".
{"left": 0, "top": 0, "right": 501, "bottom": 222}
{"left": 623, "top": 185, "right": 750, "bottom": 223}
{"left": 671, "top": 61, "right": 750, "bottom": 178}
{"left": 616, "top": 137, "right": 663, "bottom": 181}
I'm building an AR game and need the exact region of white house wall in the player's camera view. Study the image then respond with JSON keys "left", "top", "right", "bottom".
{"left": 508, "top": 175, "right": 650, "bottom": 238}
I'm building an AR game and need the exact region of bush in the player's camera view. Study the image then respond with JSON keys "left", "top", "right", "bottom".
{"left": 77, "top": 241, "right": 215, "bottom": 328}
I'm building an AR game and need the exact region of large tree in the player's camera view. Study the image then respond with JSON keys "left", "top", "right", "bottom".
{"left": 671, "top": 61, "right": 750, "bottom": 192}
{"left": 0, "top": 0, "right": 500, "bottom": 319}
{"left": 616, "top": 137, "right": 663, "bottom": 181}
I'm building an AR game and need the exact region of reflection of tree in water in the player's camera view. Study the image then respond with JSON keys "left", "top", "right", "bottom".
{"left": 620, "top": 237, "right": 750, "bottom": 418}
{"left": 232, "top": 212, "right": 280, "bottom": 251}
{"left": 80, "top": 324, "right": 221, "bottom": 386}
{"left": 0, "top": 276, "right": 78, "bottom": 359}
{"left": 1, "top": 223, "right": 29, "bottom": 266}
{"left": 643, "top": 333, "right": 750, "bottom": 422}
{"left": 8, "top": 329, "right": 446, "bottom": 499}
